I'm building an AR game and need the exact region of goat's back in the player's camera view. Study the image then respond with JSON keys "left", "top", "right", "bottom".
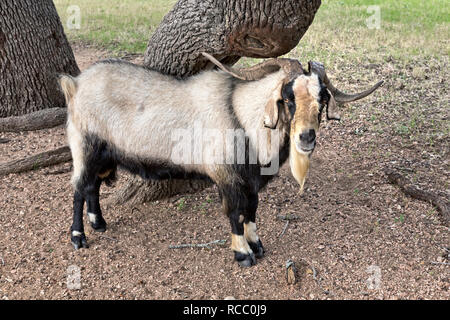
{"left": 67, "top": 60, "right": 237, "bottom": 164}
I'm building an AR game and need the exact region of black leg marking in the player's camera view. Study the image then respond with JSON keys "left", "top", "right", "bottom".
{"left": 85, "top": 177, "right": 107, "bottom": 232}
{"left": 219, "top": 181, "right": 264, "bottom": 267}
{"left": 234, "top": 250, "right": 256, "bottom": 267}
{"left": 220, "top": 184, "right": 256, "bottom": 267}
{"left": 245, "top": 192, "right": 265, "bottom": 259}
{"left": 248, "top": 239, "right": 265, "bottom": 259}
{"left": 71, "top": 191, "right": 89, "bottom": 249}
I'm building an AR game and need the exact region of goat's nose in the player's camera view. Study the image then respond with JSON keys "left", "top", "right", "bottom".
{"left": 299, "top": 129, "right": 316, "bottom": 144}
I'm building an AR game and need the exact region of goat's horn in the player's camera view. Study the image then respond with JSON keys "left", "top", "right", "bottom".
{"left": 309, "top": 61, "right": 383, "bottom": 103}
{"left": 202, "top": 53, "right": 302, "bottom": 81}
{"left": 202, "top": 53, "right": 248, "bottom": 80}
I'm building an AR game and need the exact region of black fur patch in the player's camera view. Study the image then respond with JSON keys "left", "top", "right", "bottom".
{"left": 281, "top": 80, "right": 296, "bottom": 118}
{"left": 75, "top": 134, "right": 211, "bottom": 193}
{"left": 317, "top": 76, "right": 330, "bottom": 123}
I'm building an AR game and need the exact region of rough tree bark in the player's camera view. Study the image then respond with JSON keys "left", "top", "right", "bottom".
{"left": 0, "top": 108, "right": 66, "bottom": 132}
{"left": 112, "top": 0, "right": 322, "bottom": 205}
{"left": 144, "top": 0, "right": 321, "bottom": 77}
{"left": 0, "top": 146, "right": 71, "bottom": 176}
{"left": 0, "top": 0, "right": 79, "bottom": 118}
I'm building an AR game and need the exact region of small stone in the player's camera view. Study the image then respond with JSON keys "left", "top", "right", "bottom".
{"left": 224, "top": 296, "right": 236, "bottom": 300}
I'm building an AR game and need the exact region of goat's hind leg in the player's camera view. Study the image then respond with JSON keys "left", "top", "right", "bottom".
{"left": 85, "top": 176, "right": 107, "bottom": 232}
{"left": 82, "top": 137, "right": 115, "bottom": 233}
{"left": 71, "top": 190, "right": 88, "bottom": 249}
{"left": 70, "top": 171, "right": 110, "bottom": 249}
{"left": 70, "top": 148, "right": 113, "bottom": 248}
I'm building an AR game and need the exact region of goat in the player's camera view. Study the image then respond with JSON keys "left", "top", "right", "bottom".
{"left": 60, "top": 53, "right": 382, "bottom": 267}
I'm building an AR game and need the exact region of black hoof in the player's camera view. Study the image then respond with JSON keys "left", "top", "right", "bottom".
{"left": 248, "top": 239, "right": 265, "bottom": 259}
{"left": 234, "top": 251, "right": 256, "bottom": 267}
{"left": 71, "top": 232, "right": 89, "bottom": 250}
{"left": 90, "top": 215, "right": 107, "bottom": 233}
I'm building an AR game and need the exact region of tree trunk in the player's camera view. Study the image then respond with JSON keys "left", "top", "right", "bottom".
{"left": 144, "top": 0, "right": 321, "bottom": 78}
{"left": 112, "top": 0, "right": 321, "bottom": 205}
{"left": 0, "top": 0, "right": 79, "bottom": 117}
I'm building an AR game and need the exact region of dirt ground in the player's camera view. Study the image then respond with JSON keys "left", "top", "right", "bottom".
{"left": 0, "top": 45, "right": 448, "bottom": 300}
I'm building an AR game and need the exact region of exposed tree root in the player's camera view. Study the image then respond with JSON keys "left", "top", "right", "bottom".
{"left": 384, "top": 168, "right": 449, "bottom": 226}
{"left": 107, "top": 176, "right": 213, "bottom": 206}
{"left": 0, "top": 146, "right": 71, "bottom": 176}
{"left": 0, "top": 108, "right": 66, "bottom": 133}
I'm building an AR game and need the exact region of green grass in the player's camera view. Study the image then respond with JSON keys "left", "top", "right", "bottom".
{"left": 286, "top": 0, "right": 449, "bottom": 65}
{"left": 176, "top": 197, "right": 186, "bottom": 211}
{"left": 55, "top": 0, "right": 449, "bottom": 60}
{"left": 55, "top": 0, "right": 177, "bottom": 53}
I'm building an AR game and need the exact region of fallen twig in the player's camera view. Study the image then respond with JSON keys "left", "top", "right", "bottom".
{"left": 384, "top": 168, "right": 449, "bottom": 226}
{"left": 430, "top": 261, "right": 450, "bottom": 266}
{"left": 279, "top": 221, "right": 289, "bottom": 238}
{"left": 0, "top": 146, "right": 71, "bottom": 176}
{"left": 302, "top": 259, "right": 333, "bottom": 296}
{"left": 169, "top": 239, "right": 226, "bottom": 249}
{"left": 0, "top": 138, "right": 10, "bottom": 144}
{"left": 276, "top": 214, "right": 302, "bottom": 221}
{"left": 97, "top": 234, "right": 119, "bottom": 242}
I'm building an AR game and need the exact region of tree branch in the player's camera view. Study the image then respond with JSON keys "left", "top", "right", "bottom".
{"left": 384, "top": 168, "right": 449, "bottom": 226}
{"left": 0, "top": 146, "right": 71, "bottom": 176}
{"left": 0, "top": 108, "right": 66, "bottom": 132}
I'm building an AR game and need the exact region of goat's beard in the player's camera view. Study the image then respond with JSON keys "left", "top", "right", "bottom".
{"left": 289, "top": 141, "right": 310, "bottom": 195}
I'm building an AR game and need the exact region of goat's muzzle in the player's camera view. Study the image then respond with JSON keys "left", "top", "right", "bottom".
{"left": 297, "top": 129, "right": 316, "bottom": 154}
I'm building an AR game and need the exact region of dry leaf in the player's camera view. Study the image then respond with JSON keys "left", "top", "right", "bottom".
{"left": 286, "top": 259, "right": 297, "bottom": 285}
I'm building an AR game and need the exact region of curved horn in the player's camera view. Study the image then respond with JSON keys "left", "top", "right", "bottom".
{"left": 202, "top": 53, "right": 303, "bottom": 81}
{"left": 309, "top": 61, "right": 383, "bottom": 103}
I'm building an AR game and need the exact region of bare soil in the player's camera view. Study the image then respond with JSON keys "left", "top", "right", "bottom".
{"left": 0, "top": 45, "right": 448, "bottom": 300}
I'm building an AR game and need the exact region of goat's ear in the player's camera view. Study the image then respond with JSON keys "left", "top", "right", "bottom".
{"left": 326, "top": 90, "right": 341, "bottom": 121}
{"left": 264, "top": 83, "right": 283, "bottom": 129}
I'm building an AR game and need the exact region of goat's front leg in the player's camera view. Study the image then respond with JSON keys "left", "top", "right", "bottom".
{"left": 229, "top": 209, "right": 256, "bottom": 267}
{"left": 244, "top": 192, "right": 265, "bottom": 259}
{"left": 220, "top": 186, "right": 256, "bottom": 267}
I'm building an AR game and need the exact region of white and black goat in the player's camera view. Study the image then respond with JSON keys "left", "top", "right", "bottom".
{"left": 60, "top": 53, "right": 382, "bottom": 267}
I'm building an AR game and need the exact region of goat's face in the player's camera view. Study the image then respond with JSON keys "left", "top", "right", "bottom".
{"left": 285, "top": 73, "right": 325, "bottom": 155}
{"left": 264, "top": 72, "right": 332, "bottom": 193}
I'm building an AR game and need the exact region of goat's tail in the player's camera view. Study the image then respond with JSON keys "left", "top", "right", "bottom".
{"left": 59, "top": 74, "right": 78, "bottom": 107}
